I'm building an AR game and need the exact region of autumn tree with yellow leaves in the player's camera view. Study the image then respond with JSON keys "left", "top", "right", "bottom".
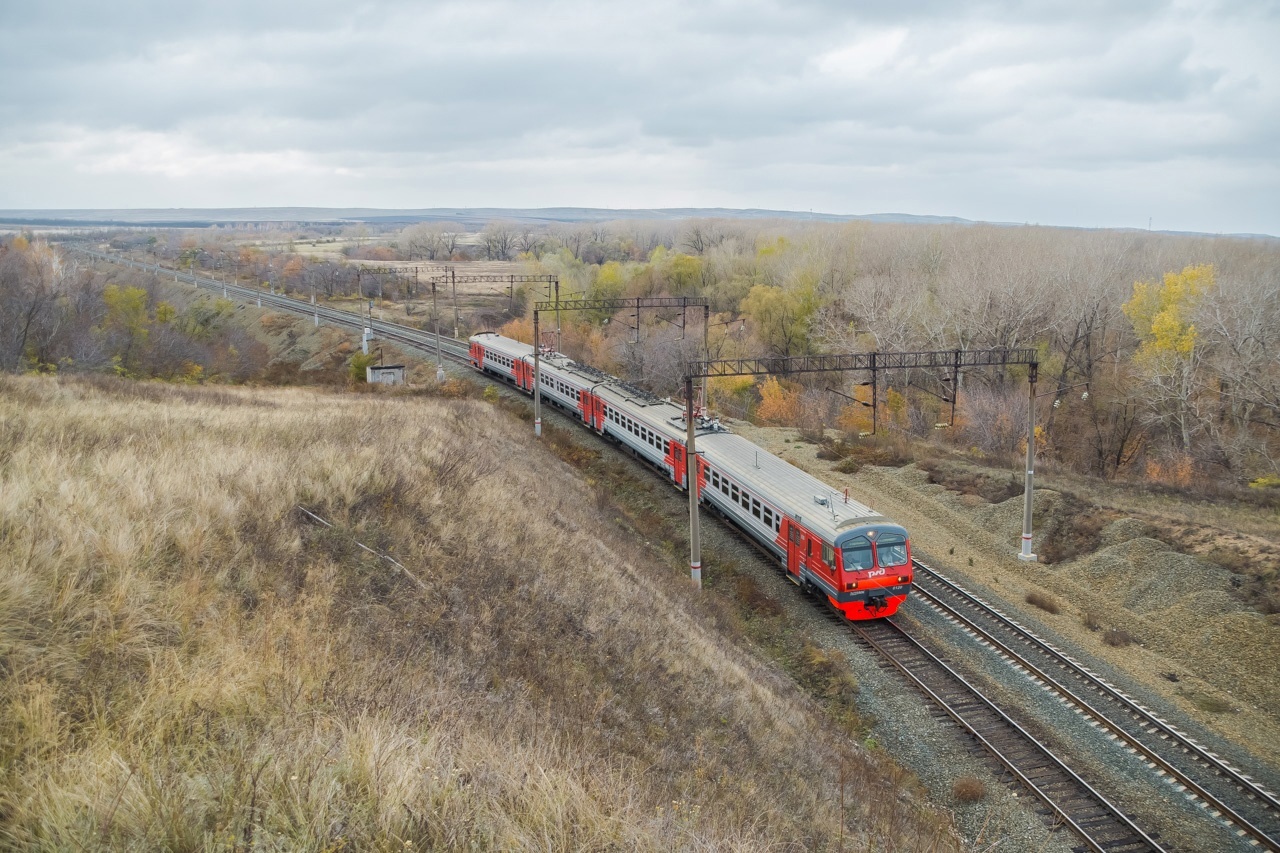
{"left": 1122, "top": 264, "right": 1214, "bottom": 451}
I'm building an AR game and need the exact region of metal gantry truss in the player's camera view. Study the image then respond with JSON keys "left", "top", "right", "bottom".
{"left": 535, "top": 296, "right": 710, "bottom": 348}
{"left": 356, "top": 264, "right": 449, "bottom": 300}
{"left": 433, "top": 271, "right": 560, "bottom": 318}
{"left": 688, "top": 347, "right": 1038, "bottom": 378}
{"left": 528, "top": 296, "right": 710, "bottom": 438}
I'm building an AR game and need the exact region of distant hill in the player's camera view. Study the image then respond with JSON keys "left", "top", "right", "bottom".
{"left": 0, "top": 206, "right": 974, "bottom": 228}
{"left": 0, "top": 207, "right": 1273, "bottom": 240}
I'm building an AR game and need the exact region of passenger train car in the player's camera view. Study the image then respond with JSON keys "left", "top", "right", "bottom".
{"left": 469, "top": 332, "right": 912, "bottom": 619}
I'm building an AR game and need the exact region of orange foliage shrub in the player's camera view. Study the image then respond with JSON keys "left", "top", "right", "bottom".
{"left": 756, "top": 377, "right": 802, "bottom": 426}
{"left": 499, "top": 317, "right": 534, "bottom": 344}
{"left": 836, "top": 403, "right": 873, "bottom": 436}
{"left": 1144, "top": 453, "right": 1196, "bottom": 487}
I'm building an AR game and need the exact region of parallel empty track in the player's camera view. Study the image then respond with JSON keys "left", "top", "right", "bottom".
{"left": 851, "top": 616, "right": 1165, "bottom": 852}
{"left": 910, "top": 560, "right": 1280, "bottom": 851}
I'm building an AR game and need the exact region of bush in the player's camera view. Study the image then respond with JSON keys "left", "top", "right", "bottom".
{"left": 952, "top": 776, "right": 986, "bottom": 803}
{"left": 1102, "top": 628, "right": 1135, "bottom": 647}
{"left": 1025, "top": 591, "right": 1061, "bottom": 614}
{"left": 735, "top": 575, "right": 784, "bottom": 617}
{"left": 796, "top": 643, "right": 858, "bottom": 705}
{"left": 348, "top": 351, "right": 378, "bottom": 382}
{"left": 829, "top": 436, "right": 914, "bottom": 473}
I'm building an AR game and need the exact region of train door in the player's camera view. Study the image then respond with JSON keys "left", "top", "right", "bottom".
{"left": 669, "top": 442, "right": 687, "bottom": 488}
{"left": 784, "top": 520, "right": 804, "bottom": 581}
{"left": 513, "top": 358, "right": 533, "bottom": 391}
{"left": 578, "top": 390, "right": 593, "bottom": 426}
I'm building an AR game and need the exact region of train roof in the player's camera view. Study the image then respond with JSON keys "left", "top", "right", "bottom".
{"left": 695, "top": 430, "right": 889, "bottom": 538}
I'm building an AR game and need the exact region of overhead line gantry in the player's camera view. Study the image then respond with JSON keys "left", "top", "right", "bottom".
{"left": 679, "top": 347, "right": 1041, "bottom": 587}
{"left": 531, "top": 297, "right": 710, "bottom": 438}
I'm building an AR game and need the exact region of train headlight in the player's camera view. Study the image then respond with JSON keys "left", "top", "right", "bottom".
{"left": 845, "top": 581, "right": 859, "bottom": 591}
{"left": 898, "top": 575, "right": 910, "bottom": 583}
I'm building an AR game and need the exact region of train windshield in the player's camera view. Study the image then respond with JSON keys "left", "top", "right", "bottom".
{"left": 875, "top": 534, "right": 909, "bottom": 568}
{"left": 841, "top": 536, "right": 874, "bottom": 571}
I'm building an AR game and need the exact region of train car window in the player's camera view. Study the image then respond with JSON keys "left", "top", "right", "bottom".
{"left": 822, "top": 542, "right": 834, "bottom": 565}
{"left": 731, "top": 485, "right": 739, "bottom": 501}
{"left": 841, "top": 536, "right": 874, "bottom": 570}
{"left": 789, "top": 525, "right": 801, "bottom": 544}
{"left": 762, "top": 507, "right": 772, "bottom": 527}
{"left": 752, "top": 500, "right": 761, "bottom": 520}
{"left": 721, "top": 478, "right": 729, "bottom": 495}
{"left": 875, "top": 534, "right": 909, "bottom": 568}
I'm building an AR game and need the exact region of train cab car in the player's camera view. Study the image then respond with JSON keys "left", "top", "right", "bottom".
{"left": 826, "top": 523, "right": 913, "bottom": 618}
{"left": 696, "top": 429, "right": 913, "bottom": 620}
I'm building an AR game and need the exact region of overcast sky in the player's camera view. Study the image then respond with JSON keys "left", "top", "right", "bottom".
{"left": 2, "top": 0, "right": 1277, "bottom": 234}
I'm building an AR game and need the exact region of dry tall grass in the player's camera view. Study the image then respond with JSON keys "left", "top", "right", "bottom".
{"left": 0, "top": 374, "right": 960, "bottom": 851}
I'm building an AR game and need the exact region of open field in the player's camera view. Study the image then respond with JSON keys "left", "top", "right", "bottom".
{"left": 0, "top": 374, "right": 960, "bottom": 852}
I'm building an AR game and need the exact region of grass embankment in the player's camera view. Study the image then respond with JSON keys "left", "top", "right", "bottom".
{"left": 0, "top": 375, "right": 958, "bottom": 852}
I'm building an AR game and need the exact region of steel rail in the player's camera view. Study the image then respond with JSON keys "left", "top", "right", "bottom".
{"left": 912, "top": 559, "right": 1280, "bottom": 850}
{"left": 852, "top": 618, "right": 1165, "bottom": 852}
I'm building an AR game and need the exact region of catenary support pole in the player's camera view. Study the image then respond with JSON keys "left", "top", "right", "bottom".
{"left": 433, "top": 283, "right": 444, "bottom": 383}
{"left": 533, "top": 311, "right": 542, "bottom": 437}
{"left": 1019, "top": 362, "right": 1039, "bottom": 561}
{"left": 686, "top": 374, "right": 701, "bottom": 588}
{"left": 700, "top": 306, "right": 709, "bottom": 413}
{"left": 452, "top": 268, "right": 459, "bottom": 339}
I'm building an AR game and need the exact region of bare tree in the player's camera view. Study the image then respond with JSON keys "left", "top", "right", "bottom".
{"left": 516, "top": 228, "right": 546, "bottom": 259}
{"left": 680, "top": 222, "right": 725, "bottom": 255}
{"left": 482, "top": 222, "right": 518, "bottom": 261}
{"left": 0, "top": 237, "right": 62, "bottom": 370}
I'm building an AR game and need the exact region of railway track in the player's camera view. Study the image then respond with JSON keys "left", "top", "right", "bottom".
{"left": 848, "top": 614, "right": 1164, "bottom": 852}
{"left": 910, "top": 560, "right": 1280, "bottom": 851}
{"left": 74, "top": 248, "right": 476, "bottom": 365}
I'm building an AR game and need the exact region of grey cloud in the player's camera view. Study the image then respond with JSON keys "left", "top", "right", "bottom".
{"left": 1, "top": 0, "right": 1276, "bottom": 234}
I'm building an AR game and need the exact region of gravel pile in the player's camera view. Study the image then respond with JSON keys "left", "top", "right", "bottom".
{"left": 1099, "top": 517, "right": 1149, "bottom": 546}
{"left": 1067, "top": 535, "right": 1245, "bottom": 615}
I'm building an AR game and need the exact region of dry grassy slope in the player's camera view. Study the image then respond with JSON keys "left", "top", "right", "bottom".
{"left": 733, "top": 423, "right": 1280, "bottom": 772}
{"left": 0, "top": 375, "right": 959, "bottom": 852}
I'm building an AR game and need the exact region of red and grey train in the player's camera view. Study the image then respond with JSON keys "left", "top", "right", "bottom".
{"left": 469, "top": 332, "right": 913, "bottom": 619}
